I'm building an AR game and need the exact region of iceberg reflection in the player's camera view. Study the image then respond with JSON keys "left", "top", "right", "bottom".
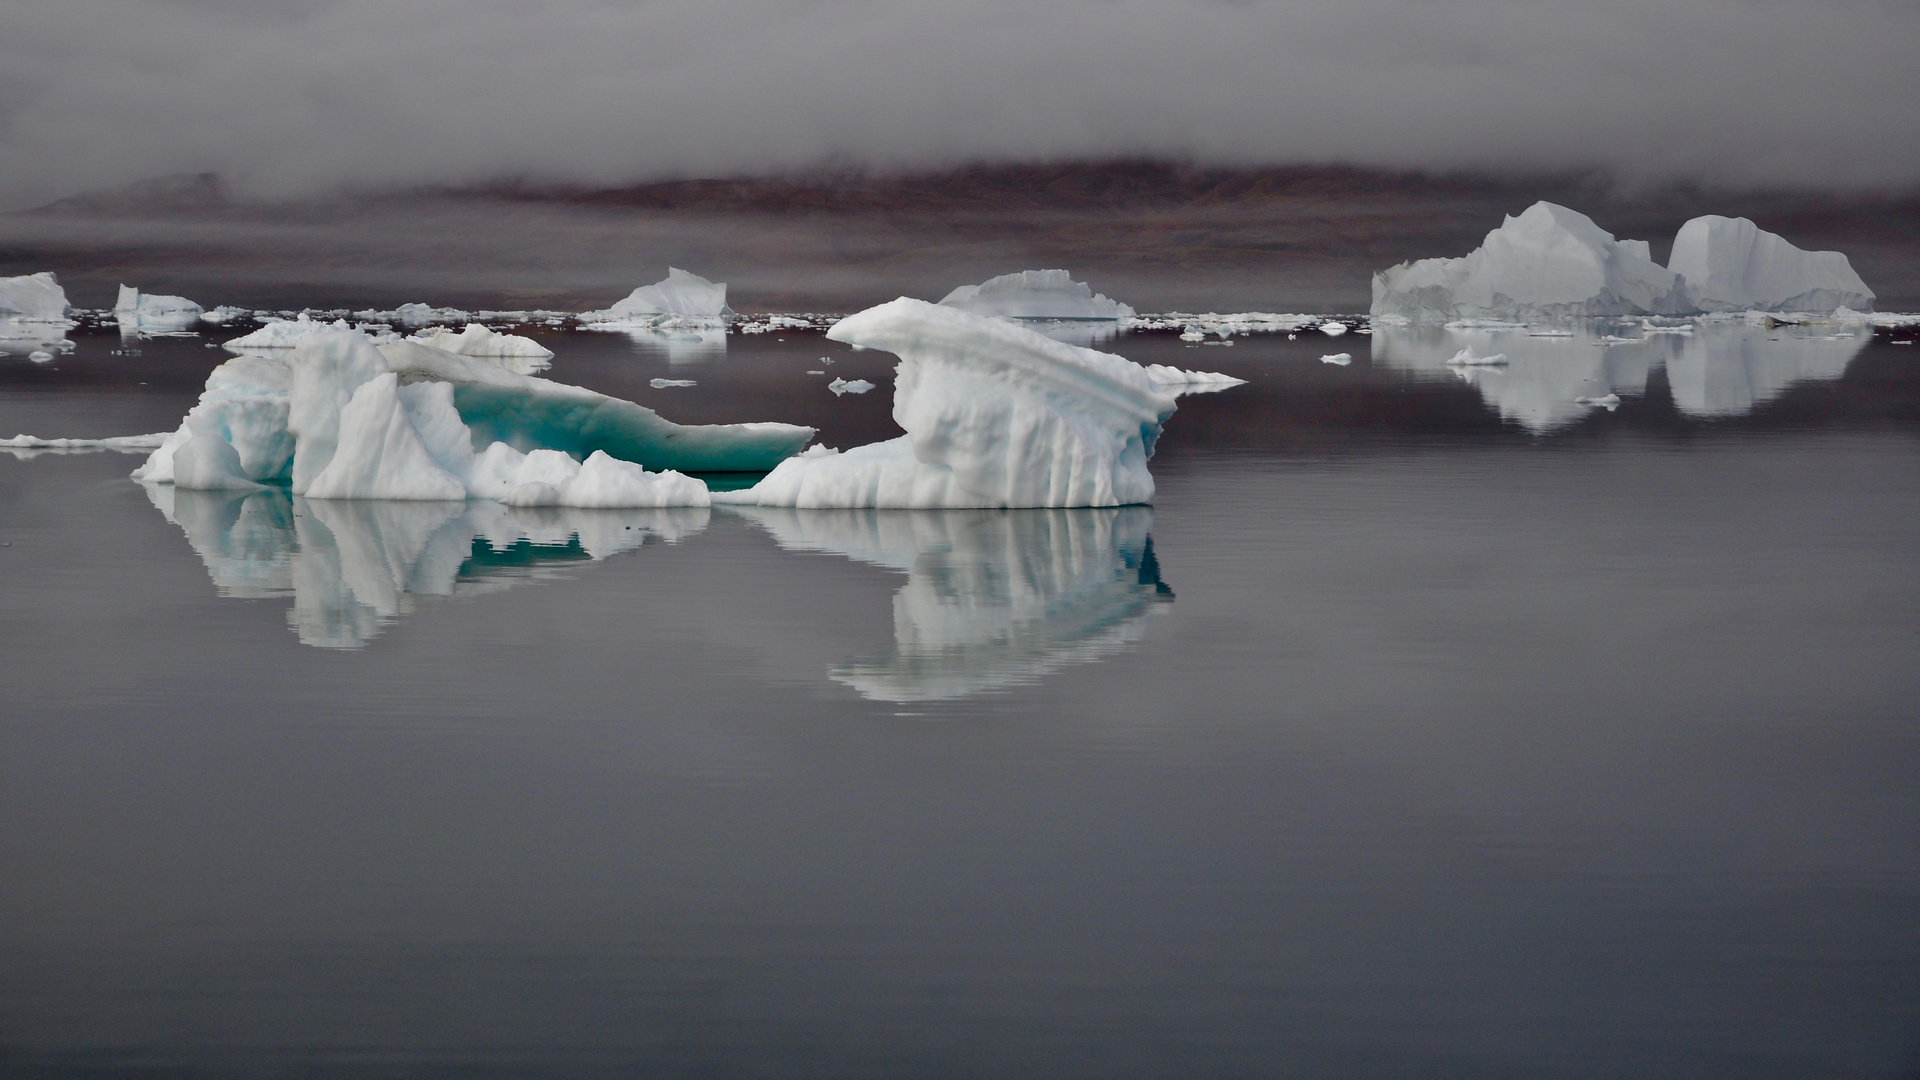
{"left": 594, "top": 324, "right": 729, "bottom": 365}
{"left": 147, "top": 484, "right": 708, "bottom": 648}
{"left": 1370, "top": 320, "right": 1870, "bottom": 431}
{"left": 731, "top": 506, "right": 1173, "bottom": 702}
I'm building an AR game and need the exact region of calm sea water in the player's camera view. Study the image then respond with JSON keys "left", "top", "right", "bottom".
{"left": 2, "top": 316, "right": 1917, "bottom": 1078}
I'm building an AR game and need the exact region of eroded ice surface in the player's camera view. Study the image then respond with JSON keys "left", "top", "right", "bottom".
{"left": 1372, "top": 203, "right": 1689, "bottom": 321}
{"left": 729, "top": 506, "right": 1171, "bottom": 701}
{"left": 715, "top": 299, "right": 1177, "bottom": 509}
{"left": 1371, "top": 319, "right": 1869, "bottom": 430}
{"left": 0, "top": 273, "right": 72, "bottom": 321}
{"left": 145, "top": 482, "right": 708, "bottom": 648}
{"left": 939, "top": 270, "right": 1135, "bottom": 320}
{"left": 136, "top": 332, "right": 811, "bottom": 499}
{"left": 1669, "top": 216, "right": 1875, "bottom": 313}
{"left": 584, "top": 268, "right": 734, "bottom": 324}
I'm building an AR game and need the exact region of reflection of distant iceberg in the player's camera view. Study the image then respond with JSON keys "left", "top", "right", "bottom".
{"left": 732, "top": 506, "right": 1172, "bottom": 702}
{"left": 592, "top": 324, "right": 729, "bottom": 365}
{"left": 1370, "top": 320, "right": 1869, "bottom": 431}
{"left": 146, "top": 484, "right": 707, "bottom": 648}
{"left": 1023, "top": 319, "right": 1121, "bottom": 347}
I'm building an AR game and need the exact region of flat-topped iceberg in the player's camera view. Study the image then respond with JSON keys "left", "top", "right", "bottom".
{"left": 409, "top": 323, "right": 553, "bottom": 374}
{"left": 1669, "top": 216, "right": 1875, "bottom": 313}
{"left": 584, "top": 268, "right": 734, "bottom": 323}
{"left": 136, "top": 331, "right": 812, "bottom": 503}
{"left": 0, "top": 272, "right": 71, "bottom": 321}
{"left": 114, "top": 284, "right": 204, "bottom": 329}
{"left": 715, "top": 299, "right": 1177, "bottom": 509}
{"left": 1372, "top": 202, "right": 1690, "bottom": 321}
{"left": 939, "top": 269, "right": 1135, "bottom": 320}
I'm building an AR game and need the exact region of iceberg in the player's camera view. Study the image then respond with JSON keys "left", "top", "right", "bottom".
{"left": 1668, "top": 216, "right": 1875, "bottom": 313}
{"left": 409, "top": 323, "right": 554, "bottom": 374}
{"left": 714, "top": 299, "right": 1176, "bottom": 509}
{"left": 1372, "top": 202, "right": 1691, "bottom": 321}
{"left": 731, "top": 506, "right": 1171, "bottom": 701}
{"left": 938, "top": 270, "right": 1135, "bottom": 320}
{"left": 0, "top": 272, "right": 71, "bottom": 321}
{"left": 585, "top": 268, "right": 734, "bottom": 323}
{"left": 136, "top": 331, "right": 812, "bottom": 501}
{"left": 224, "top": 314, "right": 357, "bottom": 351}
{"left": 114, "top": 285, "right": 204, "bottom": 330}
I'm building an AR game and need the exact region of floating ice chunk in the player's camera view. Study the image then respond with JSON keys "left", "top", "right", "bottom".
{"left": 587, "top": 268, "right": 735, "bottom": 322}
{"left": 500, "top": 450, "right": 709, "bottom": 509}
{"left": 225, "top": 314, "right": 355, "bottom": 350}
{"left": 649, "top": 378, "right": 697, "bottom": 388}
{"left": 716, "top": 299, "right": 1175, "bottom": 509}
{"left": 1373, "top": 202, "right": 1691, "bottom": 321}
{"left": 1574, "top": 393, "right": 1622, "bottom": 409}
{"left": 938, "top": 270, "right": 1135, "bottom": 320}
{"left": 0, "top": 273, "right": 71, "bottom": 320}
{"left": 114, "top": 285, "right": 204, "bottom": 330}
{"left": 828, "top": 377, "right": 876, "bottom": 395}
{"left": 1598, "top": 335, "right": 1642, "bottom": 345}
{"left": 1142, "top": 365, "right": 1246, "bottom": 395}
{"left": 200, "top": 306, "right": 250, "bottom": 325}
{"left": 1320, "top": 321, "right": 1348, "bottom": 336}
{"left": 1321, "top": 353, "right": 1352, "bottom": 365}
{"left": 171, "top": 431, "right": 264, "bottom": 491}
{"left": 1179, "top": 329, "right": 1207, "bottom": 342}
{"left": 29, "top": 351, "right": 54, "bottom": 363}
{"left": 410, "top": 323, "right": 553, "bottom": 373}
{"left": 1668, "top": 215, "right": 1875, "bottom": 313}
{"left": 1, "top": 432, "right": 170, "bottom": 460}
{"left": 1528, "top": 330, "right": 1574, "bottom": 337}
{"left": 1447, "top": 347, "right": 1508, "bottom": 366}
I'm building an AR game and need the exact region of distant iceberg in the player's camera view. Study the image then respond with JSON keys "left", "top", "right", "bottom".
{"left": 939, "top": 270, "right": 1135, "bottom": 320}
{"left": 136, "top": 331, "right": 813, "bottom": 504}
{"left": 409, "top": 323, "right": 553, "bottom": 374}
{"left": 714, "top": 299, "right": 1177, "bottom": 509}
{"left": 584, "top": 268, "right": 735, "bottom": 324}
{"left": 115, "top": 284, "right": 204, "bottom": 330}
{"left": 1669, "top": 216, "right": 1874, "bottom": 313}
{"left": 1372, "top": 202, "right": 1690, "bottom": 321}
{"left": 224, "top": 313, "right": 357, "bottom": 350}
{"left": 0, "top": 272, "right": 71, "bottom": 321}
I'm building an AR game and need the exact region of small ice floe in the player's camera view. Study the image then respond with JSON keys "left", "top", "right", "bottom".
{"left": 1528, "top": 329, "right": 1574, "bottom": 337}
{"left": 1444, "top": 318, "right": 1528, "bottom": 330}
{"left": 2, "top": 432, "right": 170, "bottom": 452}
{"left": 1320, "top": 321, "right": 1348, "bottom": 336}
{"left": 818, "top": 356, "right": 835, "bottom": 364}
{"left": 649, "top": 378, "right": 696, "bottom": 388}
{"left": 29, "top": 351, "right": 54, "bottom": 363}
{"left": 1575, "top": 394, "right": 1622, "bottom": 410}
{"left": 1597, "top": 334, "right": 1642, "bottom": 345}
{"left": 1891, "top": 340, "right": 1914, "bottom": 346}
{"left": 1320, "top": 353, "right": 1352, "bottom": 365}
{"left": 1143, "top": 365, "right": 1247, "bottom": 395}
{"left": 1445, "top": 347, "right": 1507, "bottom": 366}
{"left": 829, "top": 378, "right": 876, "bottom": 395}
{"left": 806, "top": 369, "right": 827, "bottom": 375}
{"left": 738, "top": 315, "right": 819, "bottom": 334}
{"left": 1179, "top": 329, "right": 1206, "bottom": 342}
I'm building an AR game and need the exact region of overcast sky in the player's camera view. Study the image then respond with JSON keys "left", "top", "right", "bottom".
{"left": 2, "top": 0, "right": 1915, "bottom": 210}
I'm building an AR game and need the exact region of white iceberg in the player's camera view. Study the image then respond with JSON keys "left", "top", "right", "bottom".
{"left": 409, "top": 323, "right": 554, "bottom": 374}
{"left": 714, "top": 299, "right": 1176, "bottom": 509}
{"left": 938, "top": 270, "right": 1135, "bottom": 320}
{"left": 0, "top": 272, "right": 71, "bottom": 321}
{"left": 1668, "top": 215, "right": 1875, "bottom": 313}
{"left": 114, "top": 284, "right": 204, "bottom": 330}
{"left": 136, "top": 332, "right": 813, "bottom": 502}
{"left": 828, "top": 377, "right": 876, "bottom": 395}
{"left": 1321, "top": 353, "right": 1352, "bottom": 365}
{"left": 1142, "top": 365, "right": 1247, "bottom": 395}
{"left": 585, "top": 268, "right": 735, "bottom": 324}
{"left": 224, "top": 314, "right": 356, "bottom": 351}
{"left": 1372, "top": 202, "right": 1691, "bottom": 321}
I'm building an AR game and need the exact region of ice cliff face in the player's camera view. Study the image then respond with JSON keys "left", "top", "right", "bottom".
{"left": 0, "top": 273, "right": 71, "bottom": 321}
{"left": 136, "top": 331, "right": 812, "bottom": 504}
{"left": 1372, "top": 203, "right": 1690, "bottom": 321}
{"left": 714, "top": 299, "right": 1176, "bottom": 509}
{"left": 1668, "top": 216, "right": 1874, "bottom": 313}
{"left": 1372, "top": 202, "right": 1876, "bottom": 320}
{"left": 938, "top": 269, "right": 1135, "bottom": 320}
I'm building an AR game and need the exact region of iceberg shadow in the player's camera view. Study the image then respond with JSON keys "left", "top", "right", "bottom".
{"left": 728, "top": 505, "right": 1173, "bottom": 702}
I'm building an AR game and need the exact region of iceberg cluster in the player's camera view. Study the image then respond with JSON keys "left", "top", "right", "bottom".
{"left": 715, "top": 299, "right": 1178, "bottom": 509}
{"left": 136, "top": 331, "right": 812, "bottom": 505}
{"left": 1372, "top": 203, "right": 1874, "bottom": 320}
{"left": 939, "top": 270, "right": 1135, "bottom": 320}
{"left": 114, "top": 284, "right": 203, "bottom": 330}
{"left": 584, "top": 268, "right": 734, "bottom": 324}
{"left": 0, "top": 272, "right": 71, "bottom": 321}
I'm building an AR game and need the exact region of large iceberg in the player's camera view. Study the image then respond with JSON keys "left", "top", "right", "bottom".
{"left": 1668, "top": 216, "right": 1875, "bottom": 313}
{"left": 114, "top": 284, "right": 204, "bottom": 329}
{"left": 585, "top": 268, "right": 735, "bottom": 323}
{"left": 938, "top": 269, "right": 1135, "bottom": 320}
{"left": 0, "top": 272, "right": 71, "bottom": 321}
{"left": 714, "top": 299, "right": 1177, "bottom": 509}
{"left": 1371, "top": 202, "right": 1691, "bottom": 321}
{"left": 136, "top": 331, "right": 812, "bottom": 503}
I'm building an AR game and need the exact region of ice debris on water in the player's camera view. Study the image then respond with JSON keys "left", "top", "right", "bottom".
{"left": 1320, "top": 321, "right": 1348, "bottom": 336}
{"left": 828, "top": 378, "right": 875, "bottom": 395}
{"left": 650, "top": 378, "right": 697, "bottom": 388}
{"left": 1321, "top": 353, "right": 1352, "bottom": 365}
{"left": 2, "top": 433, "right": 170, "bottom": 453}
{"left": 1447, "top": 347, "right": 1507, "bottom": 366}
{"left": 29, "top": 351, "right": 54, "bottom": 363}
{"left": 939, "top": 270, "right": 1134, "bottom": 321}
{"left": 0, "top": 273, "right": 72, "bottom": 321}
